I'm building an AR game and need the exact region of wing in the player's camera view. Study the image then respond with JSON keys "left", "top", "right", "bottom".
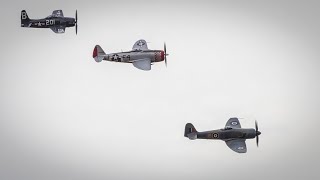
{"left": 225, "top": 118, "right": 241, "bottom": 128}
{"left": 52, "top": 10, "right": 64, "bottom": 17}
{"left": 225, "top": 139, "right": 247, "bottom": 153}
{"left": 132, "top": 58, "right": 151, "bottom": 71}
{"left": 132, "top": 39, "right": 149, "bottom": 51}
{"left": 50, "top": 26, "right": 66, "bottom": 34}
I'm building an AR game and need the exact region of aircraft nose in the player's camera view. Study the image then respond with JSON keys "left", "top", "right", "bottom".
{"left": 161, "top": 50, "right": 165, "bottom": 61}
{"left": 256, "top": 131, "right": 261, "bottom": 136}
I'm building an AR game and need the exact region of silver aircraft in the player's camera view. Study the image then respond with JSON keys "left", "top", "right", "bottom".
{"left": 184, "top": 118, "right": 261, "bottom": 153}
{"left": 93, "top": 39, "right": 168, "bottom": 71}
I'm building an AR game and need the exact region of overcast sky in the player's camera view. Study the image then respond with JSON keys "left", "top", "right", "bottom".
{"left": 0, "top": 0, "right": 320, "bottom": 180}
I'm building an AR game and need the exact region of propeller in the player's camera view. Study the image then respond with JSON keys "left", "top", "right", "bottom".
{"left": 75, "top": 10, "right": 78, "bottom": 35}
{"left": 255, "top": 120, "right": 261, "bottom": 147}
{"left": 164, "top": 42, "right": 169, "bottom": 67}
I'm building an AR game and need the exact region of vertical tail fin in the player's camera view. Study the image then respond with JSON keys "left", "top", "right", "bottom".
{"left": 93, "top": 45, "right": 106, "bottom": 62}
{"left": 184, "top": 123, "right": 198, "bottom": 140}
{"left": 21, "top": 10, "right": 30, "bottom": 27}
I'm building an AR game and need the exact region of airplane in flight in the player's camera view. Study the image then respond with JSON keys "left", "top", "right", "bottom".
{"left": 21, "top": 10, "right": 78, "bottom": 34}
{"left": 184, "top": 118, "right": 261, "bottom": 153}
{"left": 93, "top": 39, "right": 168, "bottom": 71}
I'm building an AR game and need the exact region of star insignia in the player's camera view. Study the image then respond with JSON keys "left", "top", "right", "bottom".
{"left": 137, "top": 40, "right": 145, "bottom": 47}
{"left": 112, "top": 54, "right": 121, "bottom": 62}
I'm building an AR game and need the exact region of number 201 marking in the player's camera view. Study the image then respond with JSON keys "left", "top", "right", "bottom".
{"left": 46, "top": 20, "right": 55, "bottom": 25}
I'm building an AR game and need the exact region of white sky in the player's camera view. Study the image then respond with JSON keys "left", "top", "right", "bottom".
{"left": 0, "top": 0, "right": 320, "bottom": 179}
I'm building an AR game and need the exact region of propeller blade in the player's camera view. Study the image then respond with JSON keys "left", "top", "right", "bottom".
{"left": 75, "top": 10, "right": 78, "bottom": 35}
{"left": 164, "top": 42, "right": 167, "bottom": 67}
{"left": 255, "top": 120, "right": 258, "bottom": 132}
{"left": 255, "top": 120, "right": 261, "bottom": 147}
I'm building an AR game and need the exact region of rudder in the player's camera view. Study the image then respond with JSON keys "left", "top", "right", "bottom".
{"left": 93, "top": 45, "right": 106, "bottom": 63}
{"left": 184, "top": 123, "right": 198, "bottom": 140}
{"left": 21, "top": 10, "right": 30, "bottom": 27}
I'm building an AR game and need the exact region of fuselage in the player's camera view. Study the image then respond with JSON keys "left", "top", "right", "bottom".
{"left": 196, "top": 128, "right": 256, "bottom": 141}
{"left": 102, "top": 50, "right": 165, "bottom": 63}
{"left": 21, "top": 17, "right": 76, "bottom": 28}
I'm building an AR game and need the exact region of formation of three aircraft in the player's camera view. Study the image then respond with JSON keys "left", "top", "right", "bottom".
{"left": 21, "top": 10, "right": 262, "bottom": 153}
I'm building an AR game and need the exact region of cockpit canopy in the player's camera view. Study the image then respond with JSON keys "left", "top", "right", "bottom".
{"left": 46, "top": 15, "right": 61, "bottom": 18}
{"left": 131, "top": 49, "right": 142, "bottom": 52}
{"left": 222, "top": 126, "right": 233, "bottom": 130}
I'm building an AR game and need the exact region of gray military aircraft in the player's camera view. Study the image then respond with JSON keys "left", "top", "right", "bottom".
{"left": 93, "top": 39, "right": 168, "bottom": 71}
{"left": 184, "top": 118, "right": 261, "bottom": 153}
{"left": 21, "top": 10, "right": 78, "bottom": 34}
